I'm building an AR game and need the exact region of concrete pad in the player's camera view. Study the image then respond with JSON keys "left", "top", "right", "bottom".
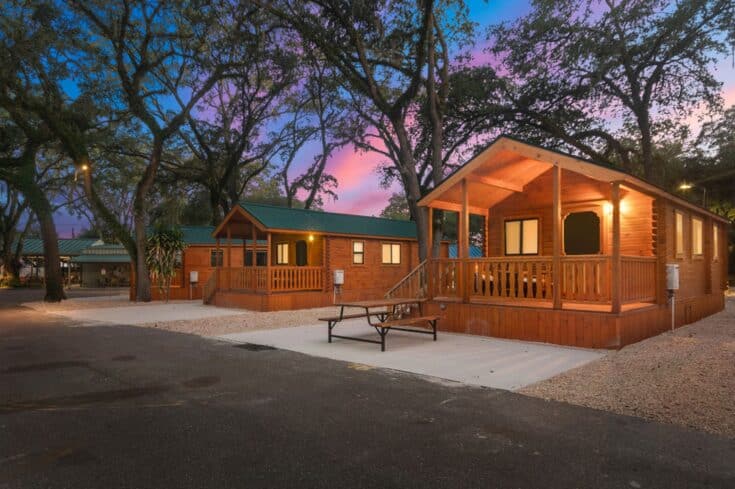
{"left": 53, "top": 301, "right": 245, "bottom": 325}
{"left": 216, "top": 320, "right": 606, "bottom": 391}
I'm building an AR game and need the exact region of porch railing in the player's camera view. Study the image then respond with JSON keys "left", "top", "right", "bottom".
{"left": 560, "top": 255, "right": 611, "bottom": 303}
{"left": 430, "top": 254, "right": 654, "bottom": 307}
{"left": 385, "top": 260, "right": 428, "bottom": 299}
{"left": 621, "top": 256, "right": 657, "bottom": 303}
{"left": 270, "top": 266, "right": 324, "bottom": 292}
{"left": 467, "top": 257, "right": 553, "bottom": 301}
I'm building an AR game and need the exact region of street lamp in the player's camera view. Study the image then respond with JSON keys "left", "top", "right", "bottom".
{"left": 678, "top": 182, "right": 706, "bottom": 207}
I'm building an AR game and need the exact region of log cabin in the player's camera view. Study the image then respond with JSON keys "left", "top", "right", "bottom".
{"left": 413, "top": 136, "right": 729, "bottom": 349}
{"left": 205, "top": 202, "right": 429, "bottom": 310}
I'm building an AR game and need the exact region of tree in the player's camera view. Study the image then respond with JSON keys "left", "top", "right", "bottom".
{"left": 0, "top": 183, "right": 31, "bottom": 285}
{"left": 489, "top": 0, "right": 734, "bottom": 184}
{"left": 258, "top": 0, "right": 474, "bottom": 259}
{"left": 145, "top": 226, "right": 186, "bottom": 303}
{"left": 66, "top": 0, "right": 248, "bottom": 301}
{"left": 379, "top": 193, "right": 410, "bottom": 220}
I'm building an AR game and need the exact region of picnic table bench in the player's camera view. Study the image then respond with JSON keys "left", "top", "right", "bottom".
{"left": 319, "top": 298, "right": 440, "bottom": 352}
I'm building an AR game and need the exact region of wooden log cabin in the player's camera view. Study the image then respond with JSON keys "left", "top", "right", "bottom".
{"left": 413, "top": 136, "right": 729, "bottom": 349}
{"left": 205, "top": 202, "right": 427, "bottom": 311}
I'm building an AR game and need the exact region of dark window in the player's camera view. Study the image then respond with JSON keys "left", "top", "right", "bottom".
{"left": 210, "top": 249, "right": 223, "bottom": 267}
{"left": 245, "top": 251, "right": 267, "bottom": 266}
{"left": 564, "top": 211, "right": 601, "bottom": 255}
{"left": 295, "top": 240, "right": 308, "bottom": 266}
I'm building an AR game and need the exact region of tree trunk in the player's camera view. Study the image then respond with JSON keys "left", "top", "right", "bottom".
{"left": 20, "top": 179, "right": 65, "bottom": 302}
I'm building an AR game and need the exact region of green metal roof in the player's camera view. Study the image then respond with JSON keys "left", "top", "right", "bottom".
{"left": 238, "top": 202, "right": 417, "bottom": 239}
{"left": 71, "top": 243, "right": 131, "bottom": 264}
{"left": 19, "top": 238, "right": 100, "bottom": 256}
{"left": 179, "top": 225, "right": 257, "bottom": 245}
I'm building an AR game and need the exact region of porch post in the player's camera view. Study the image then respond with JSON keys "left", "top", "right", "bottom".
{"left": 552, "top": 165, "right": 562, "bottom": 310}
{"left": 266, "top": 232, "right": 272, "bottom": 294}
{"left": 611, "top": 182, "right": 621, "bottom": 314}
{"left": 460, "top": 178, "right": 469, "bottom": 302}
{"left": 251, "top": 226, "right": 258, "bottom": 290}
{"left": 226, "top": 225, "right": 232, "bottom": 291}
{"left": 427, "top": 206, "right": 434, "bottom": 300}
{"left": 215, "top": 237, "right": 220, "bottom": 291}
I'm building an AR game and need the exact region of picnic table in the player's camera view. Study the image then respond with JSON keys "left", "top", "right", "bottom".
{"left": 320, "top": 298, "right": 439, "bottom": 352}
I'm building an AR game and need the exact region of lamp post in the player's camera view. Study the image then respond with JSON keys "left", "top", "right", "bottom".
{"left": 678, "top": 182, "right": 706, "bottom": 207}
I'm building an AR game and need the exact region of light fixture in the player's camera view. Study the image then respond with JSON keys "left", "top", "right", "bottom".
{"left": 678, "top": 182, "right": 693, "bottom": 190}
{"left": 603, "top": 202, "right": 613, "bottom": 215}
{"left": 81, "top": 164, "right": 89, "bottom": 171}
{"left": 308, "top": 234, "right": 314, "bottom": 242}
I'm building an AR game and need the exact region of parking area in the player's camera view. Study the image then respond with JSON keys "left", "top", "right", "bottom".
{"left": 218, "top": 320, "right": 605, "bottom": 390}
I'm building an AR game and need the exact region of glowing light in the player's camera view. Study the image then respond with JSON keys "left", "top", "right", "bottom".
{"left": 81, "top": 164, "right": 89, "bottom": 171}
{"left": 679, "top": 182, "right": 693, "bottom": 190}
{"left": 603, "top": 202, "right": 613, "bottom": 215}
{"left": 308, "top": 234, "right": 314, "bottom": 242}
{"left": 620, "top": 199, "right": 629, "bottom": 214}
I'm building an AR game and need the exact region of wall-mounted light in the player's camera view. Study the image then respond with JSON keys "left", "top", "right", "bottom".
{"left": 308, "top": 234, "right": 314, "bottom": 242}
{"left": 603, "top": 202, "right": 613, "bottom": 215}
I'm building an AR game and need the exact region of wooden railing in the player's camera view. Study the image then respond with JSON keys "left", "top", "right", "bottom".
{"left": 560, "top": 255, "right": 611, "bottom": 303}
{"left": 431, "top": 259, "right": 461, "bottom": 298}
{"left": 270, "top": 266, "right": 323, "bottom": 292}
{"left": 621, "top": 256, "right": 657, "bottom": 303}
{"left": 214, "top": 266, "right": 323, "bottom": 293}
{"left": 385, "top": 260, "right": 428, "bottom": 299}
{"left": 202, "top": 270, "right": 217, "bottom": 304}
{"left": 467, "top": 257, "right": 553, "bottom": 301}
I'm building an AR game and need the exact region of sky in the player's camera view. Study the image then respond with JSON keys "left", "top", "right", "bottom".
{"left": 51, "top": 0, "right": 735, "bottom": 237}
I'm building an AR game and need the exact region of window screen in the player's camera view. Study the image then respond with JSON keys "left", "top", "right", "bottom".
{"left": 353, "top": 241, "right": 364, "bottom": 264}
{"left": 210, "top": 249, "right": 223, "bottom": 267}
{"left": 564, "top": 211, "right": 600, "bottom": 255}
{"left": 276, "top": 243, "right": 289, "bottom": 265}
{"left": 675, "top": 212, "right": 685, "bottom": 256}
{"left": 381, "top": 243, "right": 401, "bottom": 264}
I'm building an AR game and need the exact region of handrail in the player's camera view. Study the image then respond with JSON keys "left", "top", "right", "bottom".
{"left": 385, "top": 260, "right": 428, "bottom": 299}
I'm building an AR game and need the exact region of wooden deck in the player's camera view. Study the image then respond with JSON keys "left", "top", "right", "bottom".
{"left": 433, "top": 296, "right": 655, "bottom": 313}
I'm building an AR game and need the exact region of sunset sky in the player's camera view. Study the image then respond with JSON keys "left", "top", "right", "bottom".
{"left": 53, "top": 0, "right": 735, "bottom": 236}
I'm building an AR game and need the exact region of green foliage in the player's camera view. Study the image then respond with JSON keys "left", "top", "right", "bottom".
{"left": 380, "top": 193, "right": 410, "bottom": 220}
{"left": 145, "top": 226, "right": 186, "bottom": 302}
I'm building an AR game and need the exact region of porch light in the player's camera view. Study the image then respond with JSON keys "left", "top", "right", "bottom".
{"left": 678, "top": 182, "right": 693, "bottom": 190}
{"left": 603, "top": 202, "right": 613, "bottom": 215}
{"left": 81, "top": 164, "right": 89, "bottom": 171}
{"left": 308, "top": 234, "right": 314, "bottom": 242}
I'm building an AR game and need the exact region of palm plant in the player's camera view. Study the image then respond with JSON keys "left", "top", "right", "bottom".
{"left": 145, "top": 227, "right": 186, "bottom": 302}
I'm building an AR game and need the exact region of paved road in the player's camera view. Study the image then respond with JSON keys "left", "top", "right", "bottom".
{"left": 1, "top": 293, "right": 733, "bottom": 488}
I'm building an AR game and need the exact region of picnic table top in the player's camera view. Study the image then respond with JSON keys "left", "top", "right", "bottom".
{"left": 336, "top": 297, "right": 427, "bottom": 309}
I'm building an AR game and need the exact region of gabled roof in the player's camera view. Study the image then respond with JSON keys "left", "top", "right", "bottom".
{"left": 19, "top": 238, "right": 100, "bottom": 256}
{"left": 71, "top": 243, "right": 130, "bottom": 264}
{"left": 233, "top": 202, "right": 417, "bottom": 239}
{"left": 419, "top": 135, "right": 728, "bottom": 223}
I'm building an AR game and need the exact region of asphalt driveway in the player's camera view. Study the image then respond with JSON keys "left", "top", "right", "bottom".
{"left": 1, "top": 295, "right": 733, "bottom": 488}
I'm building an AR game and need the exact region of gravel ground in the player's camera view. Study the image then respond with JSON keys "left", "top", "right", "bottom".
{"left": 520, "top": 296, "right": 735, "bottom": 438}
{"left": 141, "top": 305, "right": 342, "bottom": 336}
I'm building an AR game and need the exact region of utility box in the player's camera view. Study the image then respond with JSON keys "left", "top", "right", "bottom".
{"left": 189, "top": 271, "right": 199, "bottom": 284}
{"left": 333, "top": 269, "right": 344, "bottom": 286}
{"left": 666, "top": 264, "right": 679, "bottom": 290}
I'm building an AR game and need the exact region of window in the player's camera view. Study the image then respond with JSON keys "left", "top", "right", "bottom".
{"left": 691, "top": 217, "right": 703, "bottom": 256}
{"left": 276, "top": 243, "right": 289, "bottom": 265}
{"left": 564, "top": 211, "right": 601, "bottom": 255}
{"left": 352, "top": 241, "right": 364, "bottom": 264}
{"left": 209, "top": 249, "right": 223, "bottom": 267}
{"left": 244, "top": 251, "right": 267, "bottom": 266}
{"left": 713, "top": 224, "right": 719, "bottom": 260}
{"left": 381, "top": 243, "right": 401, "bottom": 264}
{"left": 675, "top": 211, "right": 685, "bottom": 257}
{"left": 504, "top": 218, "right": 538, "bottom": 255}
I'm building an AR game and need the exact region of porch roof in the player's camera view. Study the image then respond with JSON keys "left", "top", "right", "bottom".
{"left": 213, "top": 202, "right": 417, "bottom": 240}
{"left": 419, "top": 136, "right": 728, "bottom": 223}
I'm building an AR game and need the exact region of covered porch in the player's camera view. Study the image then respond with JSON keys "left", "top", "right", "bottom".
{"left": 420, "top": 138, "right": 662, "bottom": 314}
{"left": 204, "top": 206, "right": 326, "bottom": 302}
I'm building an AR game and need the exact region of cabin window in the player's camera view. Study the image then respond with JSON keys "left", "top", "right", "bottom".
{"left": 276, "top": 243, "right": 289, "bottom": 265}
{"left": 504, "top": 218, "right": 538, "bottom": 255}
{"left": 691, "top": 218, "right": 703, "bottom": 256}
{"left": 713, "top": 224, "right": 719, "bottom": 260}
{"left": 675, "top": 211, "right": 685, "bottom": 257}
{"left": 244, "top": 251, "right": 267, "bottom": 266}
{"left": 352, "top": 241, "right": 364, "bottom": 264}
{"left": 295, "top": 240, "right": 308, "bottom": 266}
{"left": 564, "top": 211, "right": 601, "bottom": 255}
{"left": 209, "top": 249, "right": 223, "bottom": 267}
{"left": 381, "top": 243, "right": 401, "bottom": 264}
